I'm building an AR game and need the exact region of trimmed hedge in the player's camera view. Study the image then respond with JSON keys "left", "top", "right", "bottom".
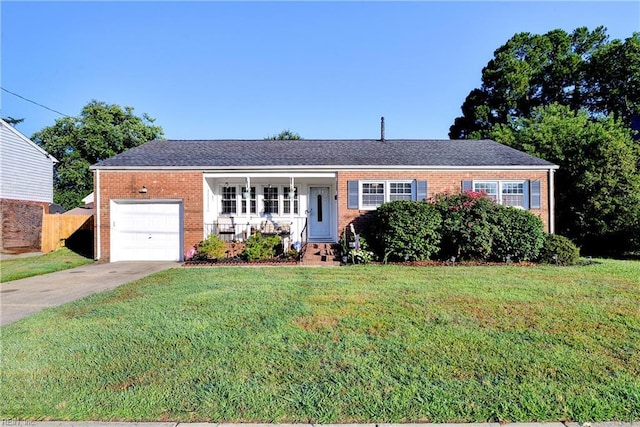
{"left": 363, "top": 191, "right": 550, "bottom": 263}
{"left": 371, "top": 200, "right": 442, "bottom": 262}
{"left": 538, "top": 233, "right": 580, "bottom": 265}
{"left": 432, "top": 191, "right": 498, "bottom": 261}
{"left": 491, "top": 205, "right": 545, "bottom": 262}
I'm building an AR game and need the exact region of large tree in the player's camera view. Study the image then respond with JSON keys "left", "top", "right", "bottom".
{"left": 449, "top": 27, "right": 640, "bottom": 139}
{"left": 265, "top": 129, "right": 302, "bottom": 140}
{"left": 32, "top": 100, "right": 163, "bottom": 210}
{"left": 489, "top": 103, "right": 640, "bottom": 254}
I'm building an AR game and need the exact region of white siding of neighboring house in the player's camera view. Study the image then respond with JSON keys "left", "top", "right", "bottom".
{"left": 0, "top": 120, "right": 56, "bottom": 203}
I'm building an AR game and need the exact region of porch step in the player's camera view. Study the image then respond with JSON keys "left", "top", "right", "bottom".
{"left": 300, "top": 243, "right": 341, "bottom": 266}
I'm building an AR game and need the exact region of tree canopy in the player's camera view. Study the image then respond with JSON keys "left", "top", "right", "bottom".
{"left": 2, "top": 116, "right": 25, "bottom": 126}
{"left": 449, "top": 27, "right": 640, "bottom": 139}
{"left": 489, "top": 103, "right": 640, "bottom": 254}
{"left": 32, "top": 100, "right": 163, "bottom": 210}
{"left": 265, "top": 129, "right": 302, "bottom": 140}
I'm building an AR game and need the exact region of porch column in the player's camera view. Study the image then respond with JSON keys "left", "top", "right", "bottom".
{"left": 244, "top": 176, "right": 251, "bottom": 240}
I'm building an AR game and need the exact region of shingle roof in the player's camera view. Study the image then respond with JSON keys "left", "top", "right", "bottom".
{"left": 92, "top": 139, "right": 557, "bottom": 169}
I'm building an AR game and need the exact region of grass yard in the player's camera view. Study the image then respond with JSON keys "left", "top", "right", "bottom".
{"left": 0, "top": 248, "right": 93, "bottom": 282}
{"left": 1, "top": 260, "right": 639, "bottom": 422}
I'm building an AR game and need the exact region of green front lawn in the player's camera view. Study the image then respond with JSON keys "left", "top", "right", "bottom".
{"left": 1, "top": 261, "right": 639, "bottom": 422}
{"left": 0, "top": 248, "right": 93, "bottom": 282}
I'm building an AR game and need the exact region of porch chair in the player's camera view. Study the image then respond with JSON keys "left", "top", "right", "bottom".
{"left": 217, "top": 217, "right": 236, "bottom": 242}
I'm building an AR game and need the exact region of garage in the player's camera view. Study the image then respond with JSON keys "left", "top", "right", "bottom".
{"left": 110, "top": 200, "right": 183, "bottom": 262}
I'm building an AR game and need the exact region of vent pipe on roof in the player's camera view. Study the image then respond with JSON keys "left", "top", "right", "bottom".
{"left": 380, "top": 116, "right": 385, "bottom": 141}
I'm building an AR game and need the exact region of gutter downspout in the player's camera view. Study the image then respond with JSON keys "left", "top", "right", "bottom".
{"left": 549, "top": 167, "right": 555, "bottom": 234}
{"left": 96, "top": 169, "right": 101, "bottom": 260}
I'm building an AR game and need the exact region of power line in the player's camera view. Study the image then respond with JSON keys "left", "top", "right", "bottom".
{"left": 1, "top": 87, "right": 71, "bottom": 117}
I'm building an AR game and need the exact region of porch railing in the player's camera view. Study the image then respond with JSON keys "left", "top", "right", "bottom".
{"left": 204, "top": 217, "right": 308, "bottom": 245}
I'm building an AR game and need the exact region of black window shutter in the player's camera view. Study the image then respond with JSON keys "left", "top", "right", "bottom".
{"left": 462, "top": 180, "right": 473, "bottom": 192}
{"left": 523, "top": 180, "right": 530, "bottom": 210}
{"left": 416, "top": 180, "right": 428, "bottom": 201}
{"left": 530, "top": 180, "right": 541, "bottom": 209}
{"left": 347, "top": 180, "right": 359, "bottom": 209}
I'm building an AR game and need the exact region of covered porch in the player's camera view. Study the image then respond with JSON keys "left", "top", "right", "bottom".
{"left": 203, "top": 172, "right": 338, "bottom": 248}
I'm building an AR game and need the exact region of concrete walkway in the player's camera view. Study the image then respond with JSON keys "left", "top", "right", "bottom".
{"left": 0, "top": 261, "right": 179, "bottom": 326}
{"left": 5, "top": 421, "right": 639, "bottom": 427}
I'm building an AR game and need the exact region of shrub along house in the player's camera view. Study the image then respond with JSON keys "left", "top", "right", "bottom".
{"left": 91, "top": 132, "right": 558, "bottom": 262}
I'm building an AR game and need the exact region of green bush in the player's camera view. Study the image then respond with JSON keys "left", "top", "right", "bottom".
{"left": 195, "top": 234, "right": 226, "bottom": 260}
{"left": 371, "top": 200, "right": 442, "bottom": 262}
{"left": 241, "top": 233, "right": 281, "bottom": 261}
{"left": 538, "top": 233, "right": 580, "bottom": 265}
{"left": 432, "top": 191, "right": 498, "bottom": 260}
{"left": 491, "top": 206, "right": 546, "bottom": 262}
{"left": 339, "top": 233, "right": 375, "bottom": 264}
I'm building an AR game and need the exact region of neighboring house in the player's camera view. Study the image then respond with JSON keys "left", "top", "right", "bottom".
{"left": 64, "top": 192, "right": 95, "bottom": 215}
{"left": 91, "top": 138, "right": 558, "bottom": 262}
{"left": 0, "top": 119, "right": 58, "bottom": 253}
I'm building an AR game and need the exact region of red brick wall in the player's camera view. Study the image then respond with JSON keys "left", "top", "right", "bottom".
{"left": 337, "top": 170, "right": 552, "bottom": 236}
{"left": 0, "top": 198, "right": 48, "bottom": 252}
{"left": 95, "top": 171, "right": 203, "bottom": 261}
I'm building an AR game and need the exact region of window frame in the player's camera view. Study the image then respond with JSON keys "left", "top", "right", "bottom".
{"left": 358, "top": 180, "right": 416, "bottom": 210}
{"left": 262, "top": 186, "right": 280, "bottom": 215}
{"left": 473, "top": 180, "right": 526, "bottom": 208}
{"left": 220, "top": 186, "right": 238, "bottom": 215}
{"left": 283, "top": 186, "right": 299, "bottom": 215}
{"left": 241, "top": 186, "right": 257, "bottom": 215}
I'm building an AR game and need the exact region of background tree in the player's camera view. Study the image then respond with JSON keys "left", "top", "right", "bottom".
{"left": 2, "top": 116, "right": 25, "bottom": 126}
{"left": 489, "top": 103, "right": 640, "bottom": 254}
{"left": 265, "top": 129, "right": 302, "bottom": 140}
{"left": 32, "top": 100, "right": 163, "bottom": 210}
{"left": 449, "top": 27, "right": 640, "bottom": 139}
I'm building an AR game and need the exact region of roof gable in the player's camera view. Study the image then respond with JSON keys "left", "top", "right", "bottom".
{"left": 0, "top": 119, "right": 58, "bottom": 163}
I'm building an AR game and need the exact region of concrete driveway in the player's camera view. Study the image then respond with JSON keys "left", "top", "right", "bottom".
{"left": 0, "top": 261, "right": 179, "bottom": 326}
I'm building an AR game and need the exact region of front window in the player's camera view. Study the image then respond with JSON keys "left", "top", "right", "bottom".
{"left": 501, "top": 182, "right": 525, "bottom": 207}
{"left": 283, "top": 187, "right": 299, "bottom": 214}
{"left": 473, "top": 182, "right": 498, "bottom": 202}
{"left": 263, "top": 186, "right": 279, "bottom": 214}
{"left": 389, "top": 182, "right": 413, "bottom": 201}
{"left": 362, "top": 182, "right": 385, "bottom": 208}
{"left": 221, "top": 186, "right": 237, "bottom": 214}
{"left": 241, "top": 186, "right": 256, "bottom": 214}
{"left": 473, "top": 181, "right": 525, "bottom": 208}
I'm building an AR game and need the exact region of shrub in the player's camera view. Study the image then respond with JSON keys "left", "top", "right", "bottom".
{"left": 431, "top": 191, "right": 498, "bottom": 261}
{"left": 538, "top": 233, "right": 580, "bottom": 265}
{"left": 194, "top": 234, "right": 226, "bottom": 260}
{"left": 339, "top": 233, "right": 375, "bottom": 264}
{"left": 241, "top": 233, "right": 281, "bottom": 261}
{"left": 284, "top": 249, "right": 300, "bottom": 260}
{"left": 371, "top": 200, "right": 442, "bottom": 262}
{"left": 491, "top": 206, "right": 545, "bottom": 262}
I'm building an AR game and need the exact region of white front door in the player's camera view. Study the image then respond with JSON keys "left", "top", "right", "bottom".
{"left": 308, "top": 186, "right": 331, "bottom": 240}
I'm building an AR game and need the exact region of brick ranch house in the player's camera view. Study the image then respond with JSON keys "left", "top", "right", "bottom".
{"left": 91, "top": 138, "right": 558, "bottom": 262}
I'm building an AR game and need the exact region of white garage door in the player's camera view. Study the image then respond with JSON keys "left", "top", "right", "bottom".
{"left": 111, "top": 201, "right": 182, "bottom": 262}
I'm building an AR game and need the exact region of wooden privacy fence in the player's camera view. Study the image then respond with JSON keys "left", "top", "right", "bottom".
{"left": 41, "top": 214, "right": 93, "bottom": 254}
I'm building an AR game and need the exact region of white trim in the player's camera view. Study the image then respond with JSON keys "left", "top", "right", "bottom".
{"left": 0, "top": 118, "right": 58, "bottom": 163}
{"left": 96, "top": 170, "right": 101, "bottom": 260}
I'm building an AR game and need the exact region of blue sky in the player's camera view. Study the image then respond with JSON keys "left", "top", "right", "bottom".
{"left": 1, "top": 1, "right": 639, "bottom": 140}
